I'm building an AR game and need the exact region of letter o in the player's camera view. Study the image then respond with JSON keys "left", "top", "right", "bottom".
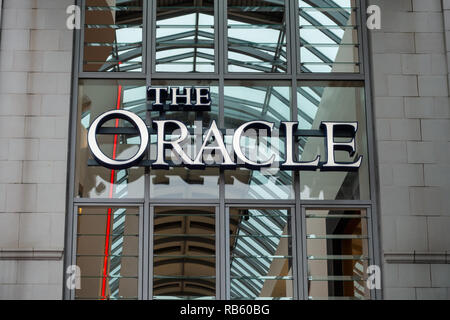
{"left": 88, "top": 110, "right": 149, "bottom": 170}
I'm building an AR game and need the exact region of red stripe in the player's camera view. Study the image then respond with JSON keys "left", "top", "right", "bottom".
{"left": 101, "top": 85, "right": 123, "bottom": 300}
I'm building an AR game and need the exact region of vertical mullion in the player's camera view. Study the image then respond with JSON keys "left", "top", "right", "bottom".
{"left": 145, "top": 0, "right": 152, "bottom": 77}
{"left": 218, "top": 0, "right": 226, "bottom": 299}
{"left": 142, "top": 0, "right": 148, "bottom": 75}
{"left": 293, "top": 0, "right": 301, "bottom": 74}
{"left": 290, "top": 0, "right": 304, "bottom": 301}
{"left": 70, "top": 204, "right": 80, "bottom": 300}
{"left": 148, "top": 205, "right": 155, "bottom": 299}
{"left": 64, "top": 0, "right": 83, "bottom": 300}
{"left": 214, "top": 0, "right": 219, "bottom": 75}
{"left": 79, "top": 0, "right": 86, "bottom": 74}
{"left": 224, "top": 206, "right": 231, "bottom": 300}
{"left": 151, "top": 0, "right": 157, "bottom": 75}
{"left": 284, "top": 0, "right": 292, "bottom": 75}
{"left": 356, "top": 0, "right": 364, "bottom": 75}
{"left": 301, "top": 205, "right": 308, "bottom": 299}
{"left": 138, "top": 205, "right": 144, "bottom": 299}
{"left": 359, "top": 0, "right": 382, "bottom": 300}
{"left": 142, "top": 1, "right": 152, "bottom": 301}
{"left": 223, "top": 0, "right": 228, "bottom": 75}
{"left": 143, "top": 172, "right": 150, "bottom": 300}
{"left": 365, "top": 206, "right": 375, "bottom": 299}
{"left": 215, "top": 205, "right": 222, "bottom": 299}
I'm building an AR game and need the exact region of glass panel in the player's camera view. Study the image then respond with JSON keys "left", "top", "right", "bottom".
{"left": 230, "top": 208, "right": 293, "bottom": 300}
{"left": 224, "top": 83, "right": 291, "bottom": 127}
{"left": 299, "top": 0, "right": 359, "bottom": 73}
{"left": 83, "top": 0, "right": 143, "bottom": 72}
{"left": 149, "top": 81, "right": 220, "bottom": 200}
{"left": 298, "top": 82, "right": 369, "bottom": 200}
{"left": 153, "top": 207, "right": 216, "bottom": 300}
{"left": 306, "top": 208, "right": 370, "bottom": 300}
{"left": 227, "top": 0, "right": 287, "bottom": 72}
{"left": 75, "top": 80, "right": 145, "bottom": 199}
{"left": 224, "top": 82, "right": 293, "bottom": 199}
{"left": 75, "top": 206, "right": 140, "bottom": 300}
{"left": 156, "top": 0, "right": 215, "bottom": 72}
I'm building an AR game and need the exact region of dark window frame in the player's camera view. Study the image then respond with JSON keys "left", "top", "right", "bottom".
{"left": 64, "top": 0, "right": 381, "bottom": 300}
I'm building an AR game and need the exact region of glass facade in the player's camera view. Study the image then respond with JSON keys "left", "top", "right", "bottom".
{"left": 66, "top": 0, "right": 379, "bottom": 300}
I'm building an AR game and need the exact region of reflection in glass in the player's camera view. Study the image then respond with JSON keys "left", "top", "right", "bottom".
{"left": 224, "top": 84, "right": 291, "bottom": 127}
{"left": 306, "top": 208, "right": 370, "bottom": 300}
{"left": 76, "top": 80, "right": 145, "bottom": 198}
{"left": 299, "top": 0, "right": 359, "bottom": 73}
{"left": 153, "top": 207, "right": 216, "bottom": 300}
{"left": 227, "top": 0, "right": 287, "bottom": 72}
{"left": 83, "top": 0, "right": 143, "bottom": 72}
{"left": 75, "top": 206, "right": 139, "bottom": 300}
{"left": 230, "top": 208, "right": 293, "bottom": 300}
{"left": 297, "top": 82, "right": 369, "bottom": 200}
{"left": 151, "top": 168, "right": 220, "bottom": 199}
{"left": 156, "top": 0, "right": 215, "bottom": 72}
{"left": 224, "top": 83, "right": 293, "bottom": 199}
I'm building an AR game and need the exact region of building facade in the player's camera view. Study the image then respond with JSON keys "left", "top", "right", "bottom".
{"left": 0, "top": 0, "right": 449, "bottom": 300}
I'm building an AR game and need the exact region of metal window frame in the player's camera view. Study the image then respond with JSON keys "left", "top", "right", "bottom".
{"left": 149, "top": 204, "right": 219, "bottom": 299}
{"left": 300, "top": 204, "right": 374, "bottom": 300}
{"left": 225, "top": 205, "right": 297, "bottom": 300}
{"left": 63, "top": 0, "right": 382, "bottom": 300}
{"left": 69, "top": 202, "right": 144, "bottom": 300}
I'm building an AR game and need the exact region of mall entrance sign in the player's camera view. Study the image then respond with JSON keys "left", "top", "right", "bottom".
{"left": 87, "top": 87, "right": 363, "bottom": 171}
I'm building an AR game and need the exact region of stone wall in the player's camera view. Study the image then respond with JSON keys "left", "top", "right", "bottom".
{"left": 369, "top": 0, "right": 450, "bottom": 299}
{"left": 0, "top": 0, "right": 74, "bottom": 299}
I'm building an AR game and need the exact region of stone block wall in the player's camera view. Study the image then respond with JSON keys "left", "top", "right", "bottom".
{"left": 0, "top": 0, "right": 74, "bottom": 299}
{"left": 369, "top": 0, "right": 450, "bottom": 299}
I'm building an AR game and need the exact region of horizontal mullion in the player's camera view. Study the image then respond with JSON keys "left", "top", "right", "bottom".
{"left": 157, "top": 25, "right": 214, "bottom": 28}
{"left": 308, "top": 297, "right": 364, "bottom": 300}
{"left": 299, "top": 7, "right": 357, "bottom": 11}
{"left": 308, "top": 276, "right": 367, "bottom": 281}
{"left": 86, "top": 24, "right": 143, "bottom": 29}
{"left": 306, "top": 214, "right": 366, "bottom": 218}
{"left": 154, "top": 234, "right": 215, "bottom": 237}
{"left": 155, "top": 214, "right": 215, "bottom": 217}
{"left": 231, "top": 235, "right": 291, "bottom": 238}
{"left": 77, "top": 233, "right": 139, "bottom": 237}
{"left": 231, "top": 297, "right": 293, "bottom": 300}
{"left": 301, "top": 43, "right": 359, "bottom": 47}
{"left": 231, "top": 276, "right": 293, "bottom": 280}
{"left": 76, "top": 254, "right": 138, "bottom": 258}
{"left": 228, "top": 7, "right": 284, "bottom": 12}
{"left": 307, "top": 255, "right": 369, "bottom": 260}
{"left": 153, "top": 275, "right": 216, "bottom": 280}
{"left": 76, "top": 297, "right": 138, "bottom": 300}
{"left": 153, "top": 296, "right": 215, "bottom": 300}
{"left": 154, "top": 255, "right": 215, "bottom": 258}
{"left": 77, "top": 213, "right": 139, "bottom": 216}
{"left": 300, "top": 25, "right": 357, "bottom": 29}
{"left": 301, "top": 62, "right": 360, "bottom": 66}
{"left": 78, "top": 72, "right": 146, "bottom": 79}
{"left": 80, "top": 275, "right": 138, "bottom": 279}
{"left": 86, "top": 6, "right": 142, "bottom": 11}
{"left": 307, "top": 234, "right": 367, "bottom": 239}
{"left": 231, "top": 255, "right": 292, "bottom": 259}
